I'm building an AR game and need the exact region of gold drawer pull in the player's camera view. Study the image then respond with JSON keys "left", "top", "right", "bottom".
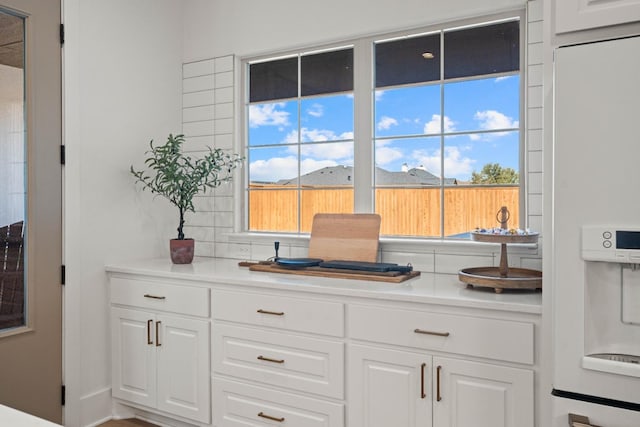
{"left": 258, "top": 412, "right": 285, "bottom": 422}
{"left": 257, "top": 355, "right": 285, "bottom": 364}
{"left": 257, "top": 309, "right": 284, "bottom": 316}
{"left": 144, "top": 294, "right": 166, "bottom": 300}
{"left": 414, "top": 328, "right": 450, "bottom": 337}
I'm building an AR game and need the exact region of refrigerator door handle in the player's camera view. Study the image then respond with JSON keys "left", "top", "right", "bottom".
{"left": 569, "top": 413, "right": 603, "bottom": 427}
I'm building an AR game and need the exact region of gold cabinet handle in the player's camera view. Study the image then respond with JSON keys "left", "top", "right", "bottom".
{"left": 436, "top": 365, "right": 442, "bottom": 402}
{"left": 144, "top": 294, "right": 166, "bottom": 300}
{"left": 257, "top": 309, "right": 284, "bottom": 316}
{"left": 147, "top": 319, "right": 153, "bottom": 345}
{"left": 155, "top": 321, "right": 161, "bottom": 347}
{"left": 420, "top": 363, "right": 427, "bottom": 399}
{"left": 414, "top": 328, "right": 450, "bottom": 337}
{"left": 257, "top": 355, "right": 285, "bottom": 364}
{"left": 258, "top": 412, "right": 285, "bottom": 422}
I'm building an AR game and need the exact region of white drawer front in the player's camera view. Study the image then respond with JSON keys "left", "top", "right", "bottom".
{"left": 214, "top": 377, "right": 344, "bottom": 427}
{"left": 110, "top": 277, "right": 209, "bottom": 317}
{"left": 349, "top": 304, "right": 534, "bottom": 364}
{"left": 213, "top": 324, "right": 344, "bottom": 399}
{"left": 212, "top": 290, "right": 344, "bottom": 337}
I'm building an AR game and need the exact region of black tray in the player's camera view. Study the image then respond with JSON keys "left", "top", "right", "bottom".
{"left": 275, "top": 258, "right": 323, "bottom": 269}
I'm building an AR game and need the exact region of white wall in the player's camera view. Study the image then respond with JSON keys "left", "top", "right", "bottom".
{"left": 63, "top": 1, "right": 184, "bottom": 425}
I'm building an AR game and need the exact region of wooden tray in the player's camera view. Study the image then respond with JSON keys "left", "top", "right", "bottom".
{"left": 471, "top": 232, "right": 539, "bottom": 244}
{"left": 244, "top": 262, "right": 420, "bottom": 283}
{"left": 458, "top": 266, "right": 542, "bottom": 293}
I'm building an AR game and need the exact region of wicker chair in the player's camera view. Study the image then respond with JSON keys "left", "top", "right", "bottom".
{"left": 0, "top": 221, "right": 24, "bottom": 329}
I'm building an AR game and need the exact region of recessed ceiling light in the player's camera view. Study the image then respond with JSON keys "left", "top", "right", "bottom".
{"left": 422, "top": 52, "right": 434, "bottom": 59}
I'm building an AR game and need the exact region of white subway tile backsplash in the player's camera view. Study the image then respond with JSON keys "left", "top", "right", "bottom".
{"left": 528, "top": 172, "right": 543, "bottom": 194}
{"left": 527, "top": 107, "right": 543, "bottom": 130}
{"left": 381, "top": 250, "right": 435, "bottom": 273}
{"left": 213, "top": 182, "right": 234, "bottom": 197}
{"left": 528, "top": 150, "right": 543, "bottom": 173}
{"left": 215, "top": 56, "right": 234, "bottom": 73}
{"left": 183, "top": 105, "right": 215, "bottom": 123}
{"left": 189, "top": 211, "right": 215, "bottom": 227}
{"left": 193, "top": 195, "right": 215, "bottom": 212}
{"left": 521, "top": 256, "right": 543, "bottom": 271}
{"left": 183, "top": 74, "right": 215, "bottom": 93}
{"left": 434, "top": 253, "right": 494, "bottom": 274}
{"left": 183, "top": 59, "right": 215, "bottom": 78}
{"left": 527, "top": 0, "right": 543, "bottom": 23}
{"left": 214, "top": 210, "right": 234, "bottom": 228}
{"left": 527, "top": 129, "right": 543, "bottom": 151}
{"left": 184, "top": 135, "right": 215, "bottom": 152}
{"left": 527, "top": 85, "right": 542, "bottom": 108}
{"left": 183, "top": 120, "right": 214, "bottom": 137}
{"left": 215, "top": 87, "right": 234, "bottom": 103}
{"left": 528, "top": 194, "right": 543, "bottom": 215}
{"left": 195, "top": 241, "right": 215, "bottom": 257}
{"left": 215, "top": 103, "right": 234, "bottom": 119}
{"left": 183, "top": 90, "right": 215, "bottom": 108}
{"left": 213, "top": 196, "right": 234, "bottom": 212}
{"left": 215, "top": 134, "right": 234, "bottom": 149}
{"left": 215, "top": 71, "right": 234, "bottom": 88}
{"left": 528, "top": 64, "right": 543, "bottom": 87}
{"left": 214, "top": 118, "right": 233, "bottom": 135}
{"left": 528, "top": 215, "right": 543, "bottom": 234}
{"left": 528, "top": 42, "right": 543, "bottom": 66}
{"left": 527, "top": 20, "right": 543, "bottom": 44}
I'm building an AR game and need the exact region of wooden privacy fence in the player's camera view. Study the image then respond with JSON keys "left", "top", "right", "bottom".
{"left": 248, "top": 186, "right": 520, "bottom": 236}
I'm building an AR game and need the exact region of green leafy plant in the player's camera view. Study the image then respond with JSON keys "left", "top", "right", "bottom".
{"left": 131, "top": 133, "right": 243, "bottom": 240}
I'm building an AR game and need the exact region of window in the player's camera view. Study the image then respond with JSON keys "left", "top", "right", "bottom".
{"left": 245, "top": 15, "right": 522, "bottom": 238}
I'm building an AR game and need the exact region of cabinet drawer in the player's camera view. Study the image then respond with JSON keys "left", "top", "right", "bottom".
{"left": 214, "top": 377, "right": 344, "bottom": 427}
{"left": 212, "top": 290, "right": 344, "bottom": 337}
{"left": 213, "top": 324, "right": 344, "bottom": 399}
{"left": 349, "top": 304, "right": 533, "bottom": 364}
{"left": 110, "top": 277, "right": 209, "bottom": 317}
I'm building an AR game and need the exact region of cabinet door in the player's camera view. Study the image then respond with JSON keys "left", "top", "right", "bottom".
{"left": 156, "top": 314, "right": 211, "bottom": 424}
{"left": 111, "top": 307, "right": 156, "bottom": 408}
{"left": 348, "top": 344, "right": 432, "bottom": 427}
{"left": 433, "top": 357, "right": 533, "bottom": 427}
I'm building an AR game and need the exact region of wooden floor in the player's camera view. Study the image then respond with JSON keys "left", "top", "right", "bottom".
{"left": 97, "top": 419, "right": 159, "bottom": 427}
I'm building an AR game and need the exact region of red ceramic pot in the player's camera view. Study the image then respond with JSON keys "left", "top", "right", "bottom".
{"left": 169, "top": 238, "right": 194, "bottom": 264}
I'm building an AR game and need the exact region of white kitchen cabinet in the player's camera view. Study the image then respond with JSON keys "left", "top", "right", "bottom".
{"left": 212, "top": 289, "right": 345, "bottom": 427}
{"left": 349, "top": 344, "right": 533, "bottom": 427}
{"left": 110, "top": 278, "right": 211, "bottom": 424}
{"left": 348, "top": 344, "right": 432, "bottom": 427}
{"left": 348, "top": 303, "right": 534, "bottom": 427}
{"left": 433, "top": 356, "right": 533, "bottom": 427}
{"left": 555, "top": 0, "right": 640, "bottom": 33}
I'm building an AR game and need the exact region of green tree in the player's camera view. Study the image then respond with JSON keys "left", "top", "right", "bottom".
{"left": 471, "top": 163, "right": 519, "bottom": 184}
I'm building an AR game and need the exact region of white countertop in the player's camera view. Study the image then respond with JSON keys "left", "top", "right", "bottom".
{"left": 0, "top": 405, "right": 61, "bottom": 427}
{"left": 106, "top": 257, "right": 542, "bottom": 314}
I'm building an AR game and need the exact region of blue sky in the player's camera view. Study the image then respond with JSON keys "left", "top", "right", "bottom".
{"left": 248, "top": 75, "right": 519, "bottom": 183}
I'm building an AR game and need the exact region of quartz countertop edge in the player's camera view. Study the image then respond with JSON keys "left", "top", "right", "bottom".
{"left": 105, "top": 257, "right": 542, "bottom": 315}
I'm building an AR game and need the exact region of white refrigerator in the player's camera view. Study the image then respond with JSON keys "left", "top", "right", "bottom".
{"left": 552, "top": 36, "right": 640, "bottom": 426}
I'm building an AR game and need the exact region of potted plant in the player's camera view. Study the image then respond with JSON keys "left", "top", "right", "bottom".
{"left": 131, "top": 133, "right": 243, "bottom": 264}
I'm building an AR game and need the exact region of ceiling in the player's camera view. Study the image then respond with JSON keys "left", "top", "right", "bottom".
{"left": 0, "top": 12, "right": 23, "bottom": 69}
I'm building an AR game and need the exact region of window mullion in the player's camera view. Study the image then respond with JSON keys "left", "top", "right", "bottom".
{"left": 353, "top": 38, "right": 374, "bottom": 213}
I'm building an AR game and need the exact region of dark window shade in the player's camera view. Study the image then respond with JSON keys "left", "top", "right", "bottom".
{"left": 249, "top": 57, "right": 298, "bottom": 102}
{"left": 301, "top": 49, "right": 353, "bottom": 96}
{"left": 444, "top": 21, "right": 519, "bottom": 79}
{"left": 375, "top": 33, "right": 441, "bottom": 88}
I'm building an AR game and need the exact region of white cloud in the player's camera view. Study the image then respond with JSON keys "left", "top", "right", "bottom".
{"left": 249, "top": 103, "right": 290, "bottom": 128}
{"left": 249, "top": 156, "right": 340, "bottom": 183}
{"left": 377, "top": 116, "right": 399, "bottom": 130}
{"left": 307, "top": 103, "right": 324, "bottom": 118}
{"left": 284, "top": 128, "right": 353, "bottom": 144}
{"left": 249, "top": 156, "right": 298, "bottom": 182}
{"left": 494, "top": 76, "right": 513, "bottom": 83}
{"left": 424, "top": 114, "right": 456, "bottom": 134}
{"left": 300, "top": 141, "right": 353, "bottom": 161}
{"left": 474, "top": 110, "right": 518, "bottom": 131}
{"left": 411, "top": 146, "right": 475, "bottom": 178}
{"left": 376, "top": 145, "right": 404, "bottom": 166}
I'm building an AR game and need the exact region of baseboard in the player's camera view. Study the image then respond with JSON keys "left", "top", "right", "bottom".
{"left": 79, "top": 386, "right": 113, "bottom": 427}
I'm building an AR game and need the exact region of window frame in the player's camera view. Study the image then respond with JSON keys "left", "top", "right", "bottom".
{"left": 240, "top": 10, "right": 526, "bottom": 239}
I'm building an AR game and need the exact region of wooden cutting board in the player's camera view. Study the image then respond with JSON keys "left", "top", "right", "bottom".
{"left": 308, "top": 213, "right": 381, "bottom": 262}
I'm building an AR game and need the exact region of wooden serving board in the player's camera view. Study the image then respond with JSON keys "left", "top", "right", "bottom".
{"left": 308, "top": 213, "right": 381, "bottom": 262}
{"left": 247, "top": 263, "right": 420, "bottom": 283}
